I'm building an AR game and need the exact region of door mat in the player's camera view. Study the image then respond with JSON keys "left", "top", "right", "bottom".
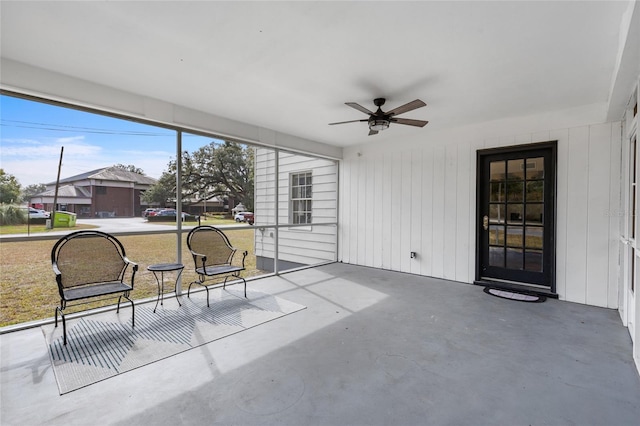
{"left": 42, "top": 289, "right": 306, "bottom": 394}
{"left": 483, "top": 286, "right": 546, "bottom": 303}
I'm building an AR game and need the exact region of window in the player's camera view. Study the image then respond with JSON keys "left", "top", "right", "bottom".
{"left": 96, "top": 186, "right": 107, "bottom": 195}
{"left": 290, "top": 171, "right": 312, "bottom": 224}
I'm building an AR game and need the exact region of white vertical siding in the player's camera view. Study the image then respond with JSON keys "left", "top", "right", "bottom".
{"left": 565, "top": 126, "right": 590, "bottom": 304}
{"left": 340, "top": 122, "right": 621, "bottom": 307}
{"left": 420, "top": 146, "right": 434, "bottom": 277}
{"left": 586, "top": 123, "right": 614, "bottom": 306}
{"left": 431, "top": 145, "right": 446, "bottom": 278}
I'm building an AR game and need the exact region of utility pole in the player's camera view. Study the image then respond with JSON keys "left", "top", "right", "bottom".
{"left": 51, "top": 146, "right": 64, "bottom": 229}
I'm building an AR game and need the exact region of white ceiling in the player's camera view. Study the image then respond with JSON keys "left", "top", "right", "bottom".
{"left": 0, "top": 1, "right": 632, "bottom": 147}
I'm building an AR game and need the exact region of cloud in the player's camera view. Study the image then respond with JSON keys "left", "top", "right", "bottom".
{"left": 0, "top": 135, "right": 99, "bottom": 158}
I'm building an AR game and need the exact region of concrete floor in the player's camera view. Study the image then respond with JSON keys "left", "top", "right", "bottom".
{"left": 1, "top": 263, "right": 639, "bottom": 425}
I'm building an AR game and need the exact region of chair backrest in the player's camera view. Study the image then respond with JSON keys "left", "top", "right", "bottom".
{"left": 187, "top": 226, "right": 235, "bottom": 267}
{"left": 51, "top": 230, "right": 128, "bottom": 289}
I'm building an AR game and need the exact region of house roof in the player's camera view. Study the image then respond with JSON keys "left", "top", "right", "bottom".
{"left": 1, "top": 2, "right": 638, "bottom": 147}
{"left": 38, "top": 184, "right": 91, "bottom": 198}
{"left": 55, "top": 167, "right": 157, "bottom": 186}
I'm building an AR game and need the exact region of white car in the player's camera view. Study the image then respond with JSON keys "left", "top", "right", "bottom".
{"left": 28, "top": 207, "right": 50, "bottom": 219}
{"left": 234, "top": 211, "right": 254, "bottom": 224}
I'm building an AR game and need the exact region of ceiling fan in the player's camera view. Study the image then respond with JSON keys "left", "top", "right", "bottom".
{"left": 329, "top": 98, "right": 429, "bottom": 136}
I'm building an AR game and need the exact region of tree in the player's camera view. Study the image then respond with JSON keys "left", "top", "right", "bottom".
{"left": 142, "top": 141, "right": 254, "bottom": 209}
{"left": 113, "top": 164, "right": 145, "bottom": 174}
{"left": 0, "top": 169, "right": 22, "bottom": 204}
{"left": 141, "top": 171, "right": 175, "bottom": 206}
{"left": 22, "top": 183, "right": 47, "bottom": 200}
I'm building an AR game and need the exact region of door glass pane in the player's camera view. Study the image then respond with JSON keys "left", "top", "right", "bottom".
{"left": 526, "top": 181, "right": 544, "bottom": 201}
{"left": 525, "top": 226, "right": 543, "bottom": 249}
{"left": 525, "top": 204, "right": 543, "bottom": 224}
{"left": 489, "top": 204, "right": 504, "bottom": 224}
{"left": 507, "top": 159, "right": 525, "bottom": 180}
{"left": 526, "top": 157, "right": 544, "bottom": 179}
{"left": 489, "top": 246, "right": 504, "bottom": 267}
{"left": 490, "top": 182, "right": 505, "bottom": 202}
{"left": 507, "top": 204, "right": 523, "bottom": 224}
{"left": 506, "top": 226, "right": 523, "bottom": 247}
{"left": 507, "top": 181, "right": 524, "bottom": 202}
{"left": 490, "top": 161, "right": 506, "bottom": 181}
{"left": 506, "top": 248, "right": 523, "bottom": 269}
{"left": 524, "top": 249, "right": 543, "bottom": 272}
{"left": 489, "top": 225, "right": 504, "bottom": 245}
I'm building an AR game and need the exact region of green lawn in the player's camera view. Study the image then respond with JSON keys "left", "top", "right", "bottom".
{"left": 0, "top": 223, "right": 98, "bottom": 235}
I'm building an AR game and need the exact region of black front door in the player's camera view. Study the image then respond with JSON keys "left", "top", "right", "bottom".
{"left": 477, "top": 142, "right": 556, "bottom": 290}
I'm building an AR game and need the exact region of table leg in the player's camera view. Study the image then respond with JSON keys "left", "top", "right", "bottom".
{"left": 174, "top": 269, "right": 183, "bottom": 307}
{"left": 153, "top": 271, "right": 163, "bottom": 313}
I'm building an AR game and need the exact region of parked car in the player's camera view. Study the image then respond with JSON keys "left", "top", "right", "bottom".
{"left": 157, "top": 209, "right": 193, "bottom": 220}
{"left": 27, "top": 207, "right": 50, "bottom": 219}
{"left": 143, "top": 208, "right": 159, "bottom": 218}
{"left": 234, "top": 211, "right": 254, "bottom": 225}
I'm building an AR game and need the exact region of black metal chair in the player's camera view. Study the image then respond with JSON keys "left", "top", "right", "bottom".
{"left": 186, "top": 226, "right": 248, "bottom": 307}
{"left": 51, "top": 230, "right": 138, "bottom": 345}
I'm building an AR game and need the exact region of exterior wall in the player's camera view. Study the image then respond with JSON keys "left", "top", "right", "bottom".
{"left": 93, "top": 186, "right": 138, "bottom": 217}
{"left": 340, "top": 112, "right": 622, "bottom": 308}
{"left": 254, "top": 148, "right": 338, "bottom": 270}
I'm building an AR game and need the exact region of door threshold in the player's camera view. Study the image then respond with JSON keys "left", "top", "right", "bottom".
{"left": 474, "top": 279, "right": 558, "bottom": 299}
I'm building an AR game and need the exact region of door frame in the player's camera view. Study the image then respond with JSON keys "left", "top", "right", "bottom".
{"left": 475, "top": 141, "right": 557, "bottom": 295}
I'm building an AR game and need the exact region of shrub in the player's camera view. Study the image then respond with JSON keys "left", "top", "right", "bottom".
{"left": 0, "top": 205, "right": 27, "bottom": 226}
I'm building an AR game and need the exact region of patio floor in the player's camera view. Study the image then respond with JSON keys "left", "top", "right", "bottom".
{"left": 1, "top": 263, "right": 639, "bottom": 425}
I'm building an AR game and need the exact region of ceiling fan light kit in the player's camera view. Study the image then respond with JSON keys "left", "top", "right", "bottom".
{"left": 329, "top": 97, "right": 428, "bottom": 136}
{"left": 369, "top": 119, "right": 390, "bottom": 131}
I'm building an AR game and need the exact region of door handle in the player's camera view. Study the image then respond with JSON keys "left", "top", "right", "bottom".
{"left": 483, "top": 215, "right": 489, "bottom": 231}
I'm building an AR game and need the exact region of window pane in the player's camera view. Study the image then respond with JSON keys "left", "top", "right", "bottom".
{"left": 525, "top": 204, "right": 544, "bottom": 224}
{"left": 525, "top": 249, "right": 543, "bottom": 272}
{"left": 507, "top": 181, "right": 524, "bottom": 202}
{"left": 507, "top": 159, "right": 525, "bottom": 180}
{"left": 526, "top": 180, "right": 544, "bottom": 201}
{"left": 490, "top": 182, "right": 505, "bottom": 202}
{"left": 490, "top": 161, "right": 506, "bottom": 181}
{"left": 489, "top": 225, "right": 504, "bottom": 245}
{"left": 526, "top": 157, "right": 544, "bottom": 180}
{"left": 489, "top": 204, "right": 504, "bottom": 224}
{"left": 525, "top": 226, "right": 543, "bottom": 249}
{"left": 489, "top": 246, "right": 504, "bottom": 267}
{"left": 506, "top": 226, "right": 523, "bottom": 247}
{"left": 506, "top": 248, "right": 524, "bottom": 270}
{"left": 507, "top": 204, "right": 523, "bottom": 224}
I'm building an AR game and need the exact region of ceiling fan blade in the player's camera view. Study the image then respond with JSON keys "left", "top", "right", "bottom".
{"left": 391, "top": 117, "right": 429, "bottom": 127}
{"left": 368, "top": 129, "right": 379, "bottom": 136}
{"left": 329, "top": 119, "right": 369, "bottom": 125}
{"left": 386, "top": 99, "right": 426, "bottom": 116}
{"left": 345, "top": 102, "right": 375, "bottom": 115}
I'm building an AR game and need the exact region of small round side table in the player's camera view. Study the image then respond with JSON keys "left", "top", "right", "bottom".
{"left": 147, "top": 263, "right": 185, "bottom": 313}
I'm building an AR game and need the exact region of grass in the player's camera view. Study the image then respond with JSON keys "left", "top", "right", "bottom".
{"left": 0, "top": 229, "right": 264, "bottom": 327}
{"left": 0, "top": 223, "right": 98, "bottom": 235}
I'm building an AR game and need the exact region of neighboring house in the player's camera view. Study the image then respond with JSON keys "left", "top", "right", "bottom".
{"left": 254, "top": 148, "right": 338, "bottom": 271}
{"left": 29, "top": 167, "right": 157, "bottom": 217}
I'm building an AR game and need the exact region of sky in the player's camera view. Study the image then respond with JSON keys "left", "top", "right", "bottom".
{"left": 0, "top": 94, "right": 213, "bottom": 187}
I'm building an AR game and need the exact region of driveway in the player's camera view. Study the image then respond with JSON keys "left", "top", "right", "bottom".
{"left": 77, "top": 217, "right": 196, "bottom": 233}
